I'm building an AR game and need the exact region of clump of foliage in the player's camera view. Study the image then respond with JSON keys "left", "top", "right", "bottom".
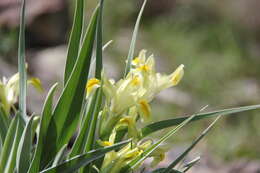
{"left": 0, "top": 0, "right": 260, "bottom": 172}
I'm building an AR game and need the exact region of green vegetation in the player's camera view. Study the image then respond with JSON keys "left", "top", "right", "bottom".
{"left": 0, "top": 0, "right": 260, "bottom": 172}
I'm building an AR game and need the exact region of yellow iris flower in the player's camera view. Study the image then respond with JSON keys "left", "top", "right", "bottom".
{"left": 99, "top": 49, "right": 185, "bottom": 171}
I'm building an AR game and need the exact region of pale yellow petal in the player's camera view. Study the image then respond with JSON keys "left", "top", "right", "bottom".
{"left": 138, "top": 99, "right": 151, "bottom": 122}
{"left": 171, "top": 64, "right": 184, "bottom": 86}
{"left": 97, "top": 140, "right": 113, "bottom": 147}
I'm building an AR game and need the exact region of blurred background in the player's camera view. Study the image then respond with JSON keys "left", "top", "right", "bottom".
{"left": 1, "top": 0, "right": 260, "bottom": 172}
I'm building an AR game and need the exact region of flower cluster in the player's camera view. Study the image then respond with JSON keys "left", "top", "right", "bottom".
{"left": 85, "top": 50, "right": 184, "bottom": 171}
{"left": 103, "top": 50, "right": 184, "bottom": 121}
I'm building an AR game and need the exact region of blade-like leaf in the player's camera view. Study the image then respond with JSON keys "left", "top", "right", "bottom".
{"left": 142, "top": 104, "right": 260, "bottom": 137}
{"left": 123, "top": 0, "right": 147, "bottom": 77}
{"left": 28, "top": 83, "right": 58, "bottom": 172}
{"left": 0, "top": 140, "right": 2, "bottom": 155}
{"left": 64, "top": 0, "right": 84, "bottom": 84}
{"left": 151, "top": 168, "right": 183, "bottom": 173}
{"left": 52, "top": 144, "right": 68, "bottom": 167}
{"left": 89, "top": 40, "right": 113, "bottom": 78}
{"left": 36, "top": 7, "right": 99, "bottom": 168}
{"left": 121, "top": 114, "right": 196, "bottom": 173}
{"left": 81, "top": 88, "right": 103, "bottom": 172}
{"left": 1, "top": 116, "right": 23, "bottom": 173}
{"left": 51, "top": 5, "right": 99, "bottom": 150}
{"left": 84, "top": 88, "right": 102, "bottom": 152}
{"left": 69, "top": 90, "right": 99, "bottom": 158}
{"left": 182, "top": 157, "right": 200, "bottom": 172}
{"left": 17, "top": 115, "right": 34, "bottom": 173}
{"left": 40, "top": 140, "right": 131, "bottom": 173}
{"left": 0, "top": 116, "right": 19, "bottom": 172}
{"left": 18, "top": 0, "right": 27, "bottom": 122}
{"left": 81, "top": 5, "right": 106, "bottom": 172}
{"left": 162, "top": 117, "right": 220, "bottom": 173}
{"left": 0, "top": 106, "right": 9, "bottom": 144}
{"left": 102, "top": 40, "right": 113, "bottom": 51}
{"left": 95, "top": 0, "right": 105, "bottom": 79}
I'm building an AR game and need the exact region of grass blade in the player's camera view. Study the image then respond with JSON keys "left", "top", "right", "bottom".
{"left": 95, "top": 0, "right": 105, "bottom": 79}
{"left": 121, "top": 114, "right": 196, "bottom": 172}
{"left": 152, "top": 168, "right": 183, "bottom": 173}
{"left": 81, "top": 88, "right": 103, "bottom": 172}
{"left": 79, "top": 4, "right": 106, "bottom": 171}
{"left": 0, "top": 116, "right": 19, "bottom": 172}
{"left": 18, "top": 0, "right": 27, "bottom": 122}
{"left": 28, "top": 83, "right": 58, "bottom": 172}
{"left": 16, "top": 115, "right": 34, "bottom": 173}
{"left": 69, "top": 91, "right": 99, "bottom": 158}
{"left": 162, "top": 117, "right": 220, "bottom": 173}
{"left": 89, "top": 40, "right": 113, "bottom": 78}
{"left": 182, "top": 157, "right": 200, "bottom": 172}
{"left": 52, "top": 144, "right": 68, "bottom": 167}
{"left": 40, "top": 140, "right": 131, "bottom": 173}
{"left": 123, "top": 0, "right": 147, "bottom": 77}
{"left": 0, "top": 106, "right": 9, "bottom": 144}
{"left": 102, "top": 40, "right": 113, "bottom": 50}
{"left": 141, "top": 104, "right": 260, "bottom": 137}
{"left": 64, "top": 0, "right": 84, "bottom": 84}
{"left": 34, "top": 7, "right": 99, "bottom": 168}
{"left": 50, "top": 6, "right": 99, "bottom": 151}
{"left": 1, "top": 116, "right": 23, "bottom": 172}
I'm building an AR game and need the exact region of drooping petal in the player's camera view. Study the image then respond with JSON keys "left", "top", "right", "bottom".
{"left": 171, "top": 64, "right": 184, "bottom": 86}
{"left": 137, "top": 99, "right": 151, "bottom": 122}
{"left": 150, "top": 145, "right": 171, "bottom": 167}
{"left": 117, "top": 116, "right": 140, "bottom": 138}
{"left": 86, "top": 78, "right": 100, "bottom": 97}
{"left": 150, "top": 153, "right": 165, "bottom": 167}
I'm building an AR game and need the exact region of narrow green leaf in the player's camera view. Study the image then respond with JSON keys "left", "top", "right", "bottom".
{"left": 2, "top": 116, "right": 23, "bottom": 173}
{"left": 0, "top": 105, "right": 10, "bottom": 125}
{"left": 89, "top": 40, "right": 113, "bottom": 78}
{"left": 81, "top": 4, "right": 106, "bottom": 170}
{"left": 84, "top": 88, "right": 102, "bottom": 152}
{"left": 121, "top": 114, "right": 196, "bottom": 172}
{"left": 36, "top": 7, "right": 99, "bottom": 168}
{"left": 51, "top": 5, "right": 99, "bottom": 150}
{"left": 95, "top": 0, "right": 105, "bottom": 79}
{"left": 182, "top": 157, "right": 200, "bottom": 172}
{"left": 64, "top": 0, "right": 84, "bottom": 84}
{"left": 18, "top": 0, "right": 27, "bottom": 122}
{"left": 81, "top": 88, "right": 103, "bottom": 172}
{"left": 69, "top": 91, "right": 99, "bottom": 158}
{"left": 102, "top": 40, "right": 113, "bottom": 51}
{"left": 123, "top": 0, "right": 147, "bottom": 77}
{"left": 40, "top": 140, "right": 131, "bottom": 173}
{"left": 162, "top": 117, "right": 220, "bottom": 173}
{"left": 0, "top": 106, "right": 9, "bottom": 143}
{"left": 28, "top": 83, "right": 58, "bottom": 172}
{"left": 142, "top": 104, "right": 260, "bottom": 137}
{"left": 0, "top": 116, "right": 19, "bottom": 172}
{"left": 0, "top": 139, "right": 2, "bottom": 155}
{"left": 151, "top": 168, "right": 183, "bottom": 173}
{"left": 17, "top": 116, "right": 34, "bottom": 173}
{"left": 52, "top": 144, "right": 68, "bottom": 167}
